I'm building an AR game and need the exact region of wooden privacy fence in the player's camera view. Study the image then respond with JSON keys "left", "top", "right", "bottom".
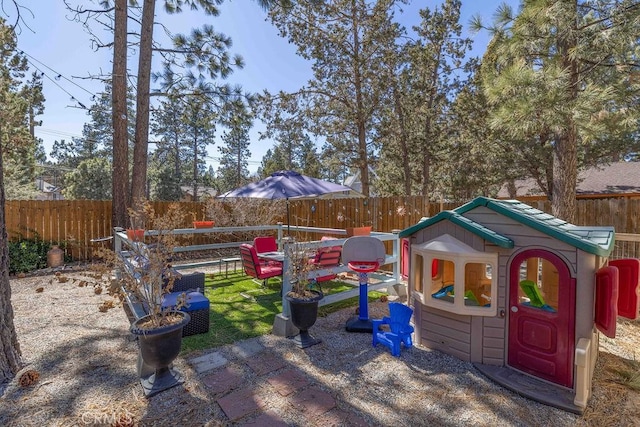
{"left": 5, "top": 197, "right": 640, "bottom": 260}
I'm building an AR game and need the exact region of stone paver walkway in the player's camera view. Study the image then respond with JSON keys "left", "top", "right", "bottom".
{"left": 187, "top": 337, "right": 370, "bottom": 425}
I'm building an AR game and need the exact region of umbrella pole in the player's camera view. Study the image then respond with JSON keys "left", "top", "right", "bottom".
{"left": 286, "top": 199, "right": 290, "bottom": 235}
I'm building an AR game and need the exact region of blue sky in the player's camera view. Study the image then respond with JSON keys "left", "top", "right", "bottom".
{"left": 6, "top": 0, "right": 518, "bottom": 173}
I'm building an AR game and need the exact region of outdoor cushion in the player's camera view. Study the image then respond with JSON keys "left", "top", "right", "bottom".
{"left": 162, "top": 291, "right": 210, "bottom": 312}
{"left": 254, "top": 236, "right": 278, "bottom": 253}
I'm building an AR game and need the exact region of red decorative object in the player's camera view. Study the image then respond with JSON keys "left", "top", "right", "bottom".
{"left": 193, "top": 221, "right": 214, "bottom": 229}
{"left": 126, "top": 229, "right": 145, "bottom": 241}
{"left": 346, "top": 226, "right": 371, "bottom": 236}
{"left": 609, "top": 258, "right": 640, "bottom": 320}
{"left": 595, "top": 266, "right": 619, "bottom": 338}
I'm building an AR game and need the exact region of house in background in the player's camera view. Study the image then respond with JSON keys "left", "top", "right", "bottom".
{"left": 180, "top": 185, "right": 217, "bottom": 202}
{"left": 343, "top": 167, "right": 378, "bottom": 196}
{"left": 35, "top": 178, "right": 63, "bottom": 200}
{"left": 497, "top": 161, "right": 640, "bottom": 198}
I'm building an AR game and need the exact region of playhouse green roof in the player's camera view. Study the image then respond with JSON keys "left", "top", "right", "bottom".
{"left": 399, "top": 197, "right": 615, "bottom": 257}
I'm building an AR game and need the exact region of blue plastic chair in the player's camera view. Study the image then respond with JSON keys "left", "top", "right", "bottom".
{"left": 372, "top": 302, "right": 414, "bottom": 357}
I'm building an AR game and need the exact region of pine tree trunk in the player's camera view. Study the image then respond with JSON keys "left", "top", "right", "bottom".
{"left": 352, "top": 4, "right": 369, "bottom": 197}
{"left": 552, "top": 0, "right": 578, "bottom": 223}
{"left": 552, "top": 125, "right": 578, "bottom": 223}
{"left": 131, "top": 0, "right": 156, "bottom": 206}
{"left": 112, "top": 0, "right": 129, "bottom": 227}
{"left": 392, "top": 81, "right": 411, "bottom": 195}
{"left": 192, "top": 127, "right": 199, "bottom": 202}
{"left": 0, "top": 139, "right": 23, "bottom": 382}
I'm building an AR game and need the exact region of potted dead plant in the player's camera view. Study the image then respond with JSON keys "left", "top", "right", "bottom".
{"left": 95, "top": 202, "right": 191, "bottom": 397}
{"left": 284, "top": 240, "right": 324, "bottom": 348}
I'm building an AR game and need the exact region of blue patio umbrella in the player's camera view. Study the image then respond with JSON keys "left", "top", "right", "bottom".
{"left": 218, "top": 170, "right": 362, "bottom": 232}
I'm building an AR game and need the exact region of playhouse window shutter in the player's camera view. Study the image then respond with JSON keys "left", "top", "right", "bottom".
{"left": 595, "top": 266, "right": 619, "bottom": 338}
{"left": 609, "top": 259, "right": 640, "bottom": 320}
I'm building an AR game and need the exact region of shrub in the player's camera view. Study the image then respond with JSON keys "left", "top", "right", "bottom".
{"left": 8, "top": 235, "right": 69, "bottom": 274}
{"left": 8, "top": 238, "right": 49, "bottom": 274}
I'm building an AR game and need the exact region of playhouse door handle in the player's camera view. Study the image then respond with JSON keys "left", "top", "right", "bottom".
{"left": 511, "top": 306, "right": 518, "bottom": 313}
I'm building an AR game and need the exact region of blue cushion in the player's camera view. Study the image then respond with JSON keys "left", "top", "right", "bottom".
{"left": 162, "top": 291, "right": 210, "bottom": 311}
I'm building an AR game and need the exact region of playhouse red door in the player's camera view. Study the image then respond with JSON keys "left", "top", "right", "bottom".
{"left": 508, "top": 250, "right": 575, "bottom": 388}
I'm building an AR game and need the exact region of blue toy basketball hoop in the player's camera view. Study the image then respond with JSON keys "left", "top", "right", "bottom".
{"left": 342, "top": 236, "right": 386, "bottom": 333}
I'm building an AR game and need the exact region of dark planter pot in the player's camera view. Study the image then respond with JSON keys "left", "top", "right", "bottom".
{"left": 286, "top": 290, "right": 323, "bottom": 348}
{"left": 131, "top": 311, "right": 191, "bottom": 397}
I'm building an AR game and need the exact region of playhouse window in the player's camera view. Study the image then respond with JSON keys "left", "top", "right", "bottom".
{"left": 429, "top": 259, "right": 455, "bottom": 304}
{"left": 423, "top": 258, "right": 495, "bottom": 311}
{"left": 411, "top": 235, "right": 497, "bottom": 316}
{"left": 414, "top": 255, "right": 423, "bottom": 293}
{"left": 464, "top": 262, "right": 493, "bottom": 307}
{"left": 517, "top": 257, "right": 559, "bottom": 312}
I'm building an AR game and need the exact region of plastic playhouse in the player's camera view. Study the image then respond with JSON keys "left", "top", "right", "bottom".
{"left": 399, "top": 197, "right": 639, "bottom": 414}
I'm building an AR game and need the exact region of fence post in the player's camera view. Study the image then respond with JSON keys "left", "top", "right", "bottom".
{"left": 272, "top": 237, "right": 297, "bottom": 337}
{"left": 276, "top": 222, "right": 284, "bottom": 250}
{"left": 113, "top": 227, "right": 123, "bottom": 254}
{"left": 391, "top": 229, "right": 401, "bottom": 281}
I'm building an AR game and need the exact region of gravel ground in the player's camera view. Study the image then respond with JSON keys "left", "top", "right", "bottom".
{"left": 0, "top": 266, "right": 638, "bottom": 426}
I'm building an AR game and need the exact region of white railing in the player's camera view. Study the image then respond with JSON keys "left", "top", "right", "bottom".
{"left": 113, "top": 224, "right": 403, "bottom": 334}
{"left": 612, "top": 233, "right": 640, "bottom": 260}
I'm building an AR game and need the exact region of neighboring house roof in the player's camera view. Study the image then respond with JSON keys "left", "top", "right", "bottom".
{"left": 343, "top": 168, "right": 378, "bottom": 196}
{"left": 180, "top": 186, "right": 218, "bottom": 198}
{"left": 36, "top": 178, "right": 60, "bottom": 194}
{"left": 399, "top": 196, "right": 615, "bottom": 257}
{"left": 497, "top": 161, "right": 640, "bottom": 197}
{"left": 35, "top": 178, "right": 63, "bottom": 200}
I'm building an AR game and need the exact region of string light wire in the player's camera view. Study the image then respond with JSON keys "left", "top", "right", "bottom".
{"left": 19, "top": 50, "right": 95, "bottom": 110}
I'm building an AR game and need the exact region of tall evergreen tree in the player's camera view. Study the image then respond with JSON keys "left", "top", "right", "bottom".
{"left": 180, "top": 93, "right": 217, "bottom": 201}
{"left": 130, "top": 0, "right": 279, "bottom": 208}
{"left": 0, "top": 16, "right": 40, "bottom": 381}
{"left": 111, "top": 0, "right": 129, "bottom": 226}
{"left": 410, "top": 0, "right": 474, "bottom": 197}
{"left": 477, "top": 0, "right": 640, "bottom": 221}
{"left": 62, "top": 157, "right": 112, "bottom": 200}
{"left": 217, "top": 111, "right": 252, "bottom": 192}
{"left": 267, "top": 0, "right": 406, "bottom": 196}
{"left": 439, "top": 70, "right": 505, "bottom": 202}
{"left": 24, "top": 71, "right": 44, "bottom": 139}
{"left": 50, "top": 84, "right": 134, "bottom": 199}
{"left": 256, "top": 92, "right": 309, "bottom": 172}
{"left": 150, "top": 93, "right": 187, "bottom": 200}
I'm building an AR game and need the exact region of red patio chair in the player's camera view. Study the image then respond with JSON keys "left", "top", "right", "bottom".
{"left": 308, "top": 240, "right": 342, "bottom": 283}
{"left": 239, "top": 243, "right": 283, "bottom": 288}
{"left": 253, "top": 236, "right": 278, "bottom": 253}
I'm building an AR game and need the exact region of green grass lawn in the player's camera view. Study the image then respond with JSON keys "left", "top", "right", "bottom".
{"left": 180, "top": 270, "right": 384, "bottom": 352}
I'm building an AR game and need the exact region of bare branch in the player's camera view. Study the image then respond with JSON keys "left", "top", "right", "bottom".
{"left": 1, "top": 0, "right": 35, "bottom": 33}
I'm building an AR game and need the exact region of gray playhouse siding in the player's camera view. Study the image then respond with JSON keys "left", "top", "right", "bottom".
{"left": 411, "top": 205, "right": 582, "bottom": 365}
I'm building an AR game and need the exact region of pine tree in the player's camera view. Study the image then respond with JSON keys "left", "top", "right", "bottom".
{"left": 478, "top": 0, "right": 640, "bottom": 221}
{"left": 376, "top": 0, "right": 475, "bottom": 197}
{"left": 267, "top": 0, "right": 405, "bottom": 196}
{"left": 180, "top": 93, "right": 217, "bottom": 201}
{"left": 149, "top": 93, "right": 187, "bottom": 200}
{"left": 217, "top": 112, "right": 252, "bottom": 192}
{"left": 50, "top": 84, "right": 134, "bottom": 199}
{"left": 0, "top": 16, "right": 40, "bottom": 381}
{"left": 62, "top": 157, "right": 112, "bottom": 200}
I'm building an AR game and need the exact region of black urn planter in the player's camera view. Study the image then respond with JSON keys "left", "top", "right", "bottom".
{"left": 286, "top": 290, "right": 323, "bottom": 348}
{"left": 131, "top": 311, "right": 191, "bottom": 397}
